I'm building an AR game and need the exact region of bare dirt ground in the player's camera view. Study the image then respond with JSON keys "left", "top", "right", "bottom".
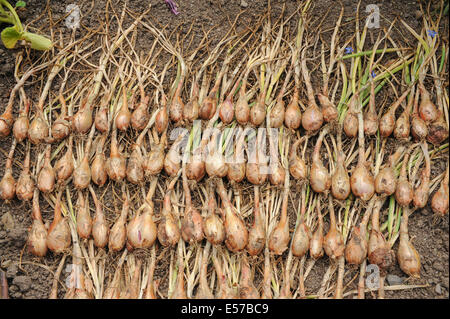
{"left": 0, "top": 0, "right": 448, "bottom": 299}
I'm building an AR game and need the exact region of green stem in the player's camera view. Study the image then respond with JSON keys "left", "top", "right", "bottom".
{"left": 340, "top": 48, "right": 407, "bottom": 60}
{"left": 0, "top": 0, "right": 22, "bottom": 32}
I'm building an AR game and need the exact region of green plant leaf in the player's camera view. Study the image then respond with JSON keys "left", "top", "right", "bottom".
{"left": 1, "top": 26, "right": 21, "bottom": 48}
{"left": 21, "top": 31, "right": 52, "bottom": 50}
{"left": 15, "top": 1, "right": 26, "bottom": 8}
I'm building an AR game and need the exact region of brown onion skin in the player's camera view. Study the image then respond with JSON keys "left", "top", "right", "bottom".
{"left": 413, "top": 143, "right": 431, "bottom": 209}
{"left": 145, "top": 142, "right": 165, "bottom": 176}
{"left": 411, "top": 115, "right": 428, "bottom": 140}
{"left": 246, "top": 137, "right": 267, "bottom": 185}
{"left": 345, "top": 225, "right": 367, "bottom": 265}
{"left": 318, "top": 93, "right": 338, "bottom": 123}
{"left": 157, "top": 191, "right": 181, "bottom": 248}
{"left": 155, "top": 105, "right": 169, "bottom": 135}
{"left": 219, "top": 98, "right": 235, "bottom": 125}
{"left": 184, "top": 83, "right": 200, "bottom": 122}
{"left": 90, "top": 186, "right": 109, "bottom": 249}
{"left": 16, "top": 146, "right": 34, "bottom": 201}
{"left": 91, "top": 139, "right": 107, "bottom": 187}
{"left": 186, "top": 144, "right": 206, "bottom": 182}
{"left": 395, "top": 153, "right": 413, "bottom": 207}
{"left": 427, "top": 111, "right": 449, "bottom": 145}
{"left": 269, "top": 98, "right": 285, "bottom": 128}
{"left": 289, "top": 138, "right": 307, "bottom": 181}
{"left": 375, "top": 164, "right": 396, "bottom": 197}
{"left": 310, "top": 128, "right": 330, "bottom": 193}
{"left": 170, "top": 93, "right": 184, "bottom": 124}
{"left": 216, "top": 179, "right": 248, "bottom": 252}
{"left": 302, "top": 102, "right": 323, "bottom": 133}
{"left": 343, "top": 94, "right": 359, "bottom": 138}
{"left": 239, "top": 256, "right": 260, "bottom": 299}
{"left": 397, "top": 209, "right": 420, "bottom": 278}
{"left": 331, "top": 140, "right": 350, "bottom": 200}
{"left": 199, "top": 93, "right": 217, "bottom": 121}
{"left": 368, "top": 198, "right": 394, "bottom": 270}
{"left": 106, "top": 130, "right": 126, "bottom": 182}
{"left": 28, "top": 114, "right": 48, "bottom": 145}
{"left": 131, "top": 95, "right": 150, "bottom": 131}
{"left": 72, "top": 98, "right": 93, "bottom": 134}
{"left": 73, "top": 156, "right": 91, "bottom": 190}
{"left": 364, "top": 81, "right": 378, "bottom": 136}
{"left": 203, "top": 212, "right": 225, "bottom": 246}
{"left": 394, "top": 109, "right": 410, "bottom": 140}
{"left": 37, "top": 146, "right": 55, "bottom": 194}
{"left": 351, "top": 163, "right": 375, "bottom": 201}
{"left": 309, "top": 206, "right": 324, "bottom": 260}
{"left": 323, "top": 197, "right": 345, "bottom": 260}
{"left": 54, "top": 139, "right": 74, "bottom": 183}
{"left": 181, "top": 168, "right": 204, "bottom": 243}
{"left": 235, "top": 94, "right": 250, "bottom": 126}
{"left": 418, "top": 83, "right": 438, "bottom": 123}
{"left": 0, "top": 169, "right": 15, "bottom": 201}
{"left": 250, "top": 93, "right": 266, "bottom": 127}
{"left": 76, "top": 191, "right": 92, "bottom": 240}
{"left": 27, "top": 189, "right": 47, "bottom": 257}
{"left": 205, "top": 135, "right": 228, "bottom": 178}
{"left": 0, "top": 106, "right": 14, "bottom": 138}
{"left": 247, "top": 186, "right": 265, "bottom": 256}
{"left": 284, "top": 87, "right": 302, "bottom": 130}
{"left": 292, "top": 222, "right": 311, "bottom": 257}
{"left": 13, "top": 99, "right": 30, "bottom": 142}
{"left": 268, "top": 181, "right": 290, "bottom": 255}
{"left": 51, "top": 95, "right": 71, "bottom": 141}
{"left": 126, "top": 145, "right": 144, "bottom": 185}
{"left": 95, "top": 107, "right": 109, "bottom": 133}
{"left": 46, "top": 191, "right": 71, "bottom": 254}
{"left": 115, "top": 90, "right": 132, "bottom": 132}
{"left": 431, "top": 166, "right": 449, "bottom": 216}
{"left": 108, "top": 193, "right": 129, "bottom": 252}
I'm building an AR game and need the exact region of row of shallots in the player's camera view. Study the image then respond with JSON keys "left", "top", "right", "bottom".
{"left": 0, "top": 2, "right": 448, "bottom": 299}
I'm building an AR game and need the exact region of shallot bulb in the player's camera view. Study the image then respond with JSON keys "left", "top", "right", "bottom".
{"left": 145, "top": 138, "right": 165, "bottom": 176}
{"left": 284, "top": 86, "right": 302, "bottom": 130}
{"left": 268, "top": 132, "right": 285, "bottom": 186}
{"left": 411, "top": 89, "right": 428, "bottom": 140}
{"left": 199, "top": 89, "right": 217, "bottom": 121}
{"left": 28, "top": 105, "right": 49, "bottom": 145}
{"left": 170, "top": 74, "right": 185, "bottom": 123}
{"left": 239, "top": 256, "right": 259, "bottom": 299}
{"left": 289, "top": 138, "right": 307, "bottom": 181}
{"left": 89, "top": 186, "right": 109, "bottom": 248}
{"left": 310, "top": 127, "right": 330, "bottom": 193}
{"left": 394, "top": 92, "right": 413, "bottom": 139}
{"left": 186, "top": 130, "right": 206, "bottom": 182}
{"left": 157, "top": 179, "right": 181, "bottom": 247}
{"left": 94, "top": 100, "right": 109, "bottom": 133}
{"left": 27, "top": 189, "right": 47, "bottom": 257}
{"left": 292, "top": 189, "right": 311, "bottom": 258}
{"left": 345, "top": 199, "right": 374, "bottom": 265}
{"left": 127, "top": 179, "right": 157, "bottom": 249}
{"left": 375, "top": 147, "right": 402, "bottom": 196}
{"left": 155, "top": 95, "right": 169, "bottom": 134}
{"left": 131, "top": 95, "right": 150, "bottom": 131}
{"left": 217, "top": 178, "right": 248, "bottom": 252}
{"left": 368, "top": 197, "right": 394, "bottom": 270}
{"left": 106, "top": 127, "right": 126, "bottom": 182}
{"left": 54, "top": 137, "right": 74, "bottom": 183}
{"left": 364, "top": 80, "right": 378, "bottom": 136}
{"left": 318, "top": 93, "right": 338, "bottom": 123}
{"left": 413, "top": 142, "right": 430, "bottom": 209}
{"left": 13, "top": 98, "right": 30, "bottom": 142}
{"left": 73, "top": 126, "right": 95, "bottom": 190}
{"left": 16, "top": 144, "right": 34, "bottom": 201}
{"left": 46, "top": 190, "right": 71, "bottom": 253}
{"left": 164, "top": 134, "right": 184, "bottom": 177}
{"left": 181, "top": 166, "right": 204, "bottom": 243}
{"left": 331, "top": 129, "right": 350, "bottom": 200}
{"left": 395, "top": 152, "right": 413, "bottom": 207}
{"left": 0, "top": 139, "right": 16, "bottom": 201}
{"left": 323, "top": 196, "right": 344, "bottom": 260}
{"left": 37, "top": 145, "right": 55, "bottom": 193}
{"left": 126, "top": 143, "right": 144, "bottom": 185}
{"left": 0, "top": 102, "right": 14, "bottom": 137}
{"left": 268, "top": 171, "right": 290, "bottom": 255}
{"left": 350, "top": 104, "right": 375, "bottom": 201}
{"left": 226, "top": 131, "right": 246, "bottom": 183}
{"left": 203, "top": 185, "right": 225, "bottom": 245}
{"left": 247, "top": 186, "right": 265, "bottom": 256}
{"left": 115, "top": 89, "right": 132, "bottom": 131}
{"left": 418, "top": 83, "right": 438, "bottom": 123}
{"left": 51, "top": 94, "right": 71, "bottom": 141}
{"left": 310, "top": 200, "right": 324, "bottom": 260}
{"left": 219, "top": 79, "right": 239, "bottom": 125}
{"left": 183, "top": 82, "right": 200, "bottom": 122}
{"left": 205, "top": 131, "right": 228, "bottom": 178}
{"left": 109, "top": 191, "right": 129, "bottom": 251}
{"left": 397, "top": 208, "right": 420, "bottom": 278}
{"left": 246, "top": 133, "right": 267, "bottom": 185}
{"left": 235, "top": 75, "right": 251, "bottom": 125}
{"left": 91, "top": 135, "right": 107, "bottom": 187}
{"left": 343, "top": 94, "right": 359, "bottom": 138}
{"left": 76, "top": 191, "right": 92, "bottom": 239}
{"left": 301, "top": 50, "right": 323, "bottom": 132}
{"left": 72, "top": 96, "right": 92, "bottom": 134}
{"left": 379, "top": 88, "right": 410, "bottom": 138}
{"left": 427, "top": 110, "right": 449, "bottom": 145}
{"left": 250, "top": 91, "right": 266, "bottom": 127}
{"left": 431, "top": 165, "right": 449, "bottom": 216}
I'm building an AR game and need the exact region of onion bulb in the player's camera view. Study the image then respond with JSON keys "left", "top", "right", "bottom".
{"left": 203, "top": 184, "right": 225, "bottom": 245}
{"left": 89, "top": 185, "right": 109, "bottom": 248}
{"left": 46, "top": 190, "right": 71, "bottom": 253}
{"left": 16, "top": 143, "right": 34, "bottom": 201}
{"left": 27, "top": 189, "right": 48, "bottom": 257}
{"left": 310, "top": 200, "right": 324, "bottom": 260}
{"left": 413, "top": 142, "right": 430, "bottom": 209}
{"left": 13, "top": 98, "right": 30, "bottom": 143}
{"left": 289, "top": 137, "right": 307, "bottom": 181}
{"left": 431, "top": 164, "right": 449, "bottom": 216}
{"left": 310, "top": 127, "right": 330, "bottom": 193}
{"left": 418, "top": 83, "right": 438, "bottom": 123}
{"left": 76, "top": 191, "right": 92, "bottom": 239}
{"left": 54, "top": 137, "right": 74, "bottom": 183}
{"left": 323, "top": 196, "right": 344, "bottom": 259}
{"left": 109, "top": 190, "right": 129, "bottom": 251}
{"left": 157, "top": 177, "right": 181, "bottom": 247}
{"left": 247, "top": 186, "right": 265, "bottom": 255}
{"left": 181, "top": 165, "right": 204, "bottom": 243}
{"left": 397, "top": 208, "right": 420, "bottom": 278}
{"left": 0, "top": 139, "right": 17, "bottom": 201}
{"left": 395, "top": 152, "right": 413, "bottom": 207}
{"left": 37, "top": 145, "right": 55, "bottom": 194}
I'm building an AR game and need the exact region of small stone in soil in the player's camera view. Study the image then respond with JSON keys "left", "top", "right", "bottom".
{"left": 433, "top": 262, "right": 445, "bottom": 273}
{"left": 1, "top": 212, "right": 15, "bottom": 231}
{"left": 13, "top": 276, "right": 32, "bottom": 292}
{"left": 6, "top": 264, "right": 18, "bottom": 279}
{"left": 240, "top": 0, "right": 248, "bottom": 8}
{"left": 435, "top": 284, "right": 443, "bottom": 295}
{"left": 386, "top": 274, "right": 404, "bottom": 286}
